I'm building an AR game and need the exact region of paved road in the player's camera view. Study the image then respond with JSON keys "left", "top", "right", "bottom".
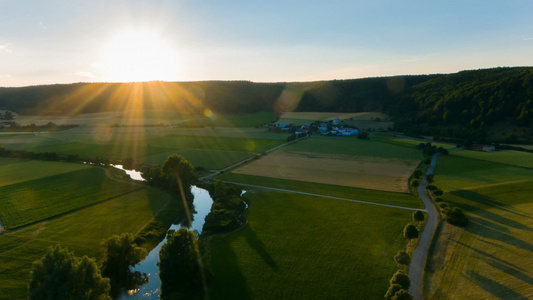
{"left": 224, "top": 181, "right": 427, "bottom": 212}
{"left": 408, "top": 153, "right": 440, "bottom": 300}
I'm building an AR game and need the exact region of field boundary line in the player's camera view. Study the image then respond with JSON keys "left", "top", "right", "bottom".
{"left": 223, "top": 181, "right": 426, "bottom": 212}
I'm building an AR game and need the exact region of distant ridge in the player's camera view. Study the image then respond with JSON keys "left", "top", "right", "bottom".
{"left": 1, "top": 67, "right": 532, "bottom": 142}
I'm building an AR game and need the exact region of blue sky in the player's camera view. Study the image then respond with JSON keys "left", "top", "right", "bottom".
{"left": 1, "top": 0, "right": 532, "bottom": 87}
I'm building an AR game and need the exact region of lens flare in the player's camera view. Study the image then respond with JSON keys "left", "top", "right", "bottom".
{"left": 203, "top": 109, "right": 213, "bottom": 118}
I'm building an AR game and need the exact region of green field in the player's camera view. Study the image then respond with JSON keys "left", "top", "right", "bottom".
{"left": 282, "top": 136, "right": 422, "bottom": 160}
{"left": 451, "top": 149, "right": 533, "bottom": 169}
{"left": 434, "top": 155, "right": 533, "bottom": 191}
{"left": 0, "top": 159, "right": 90, "bottom": 187}
{"left": 425, "top": 154, "right": 533, "bottom": 299}
{"left": 15, "top": 130, "right": 286, "bottom": 170}
{"left": 218, "top": 173, "right": 424, "bottom": 209}
{"left": 0, "top": 167, "right": 138, "bottom": 229}
{"left": 0, "top": 186, "right": 172, "bottom": 300}
{"left": 207, "top": 190, "right": 413, "bottom": 299}
{"left": 373, "top": 135, "right": 456, "bottom": 150}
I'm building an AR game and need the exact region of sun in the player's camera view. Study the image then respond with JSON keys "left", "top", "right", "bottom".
{"left": 100, "top": 29, "right": 179, "bottom": 82}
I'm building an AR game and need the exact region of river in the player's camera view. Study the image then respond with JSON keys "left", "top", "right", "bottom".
{"left": 112, "top": 166, "right": 213, "bottom": 299}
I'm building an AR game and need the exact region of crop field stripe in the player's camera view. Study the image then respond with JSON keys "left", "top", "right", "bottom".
{"left": 223, "top": 181, "right": 427, "bottom": 212}
{"left": 2, "top": 186, "right": 144, "bottom": 233}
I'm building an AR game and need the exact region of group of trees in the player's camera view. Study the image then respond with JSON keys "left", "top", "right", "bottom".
{"left": 202, "top": 181, "right": 247, "bottom": 235}
{"left": 28, "top": 153, "right": 202, "bottom": 299}
{"left": 426, "top": 181, "right": 469, "bottom": 227}
{"left": 158, "top": 228, "right": 206, "bottom": 299}
{"left": 29, "top": 234, "right": 149, "bottom": 299}
{"left": 385, "top": 211, "right": 424, "bottom": 300}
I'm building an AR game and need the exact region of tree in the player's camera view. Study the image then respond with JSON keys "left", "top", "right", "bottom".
{"left": 432, "top": 189, "right": 443, "bottom": 197}
{"left": 357, "top": 131, "right": 369, "bottom": 139}
{"left": 213, "top": 180, "right": 227, "bottom": 199}
{"left": 121, "top": 158, "right": 135, "bottom": 170}
{"left": 160, "top": 154, "right": 197, "bottom": 192}
{"left": 391, "top": 289, "right": 413, "bottom": 300}
{"left": 384, "top": 284, "right": 402, "bottom": 300}
{"left": 403, "top": 224, "right": 419, "bottom": 245}
{"left": 394, "top": 251, "right": 410, "bottom": 267}
{"left": 158, "top": 228, "right": 204, "bottom": 299}
{"left": 413, "top": 211, "right": 424, "bottom": 224}
{"left": 29, "top": 245, "right": 110, "bottom": 300}
{"left": 4, "top": 111, "right": 13, "bottom": 120}
{"left": 100, "top": 233, "right": 147, "bottom": 293}
{"left": 389, "top": 270, "right": 410, "bottom": 290}
{"left": 425, "top": 174, "right": 434, "bottom": 183}
{"left": 410, "top": 179, "right": 419, "bottom": 188}
{"left": 412, "top": 169, "right": 423, "bottom": 179}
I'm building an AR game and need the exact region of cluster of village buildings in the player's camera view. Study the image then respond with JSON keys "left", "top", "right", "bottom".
{"left": 276, "top": 118, "right": 360, "bottom": 137}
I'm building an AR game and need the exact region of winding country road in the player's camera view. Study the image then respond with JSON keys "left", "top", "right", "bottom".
{"left": 408, "top": 153, "right": 440, "bottom": 300}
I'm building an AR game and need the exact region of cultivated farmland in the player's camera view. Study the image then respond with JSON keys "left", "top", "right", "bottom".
{"left": 425, "top": 153, "right": 533, "bottom": 299}
{"left": 0, "top": 165, "right": 139, "bottom": 229}
{"left": 230, "top": 137, "right": 421, "bottom": 193}
{"left": 207, "top": 190, "right": 413, "bottom": 300}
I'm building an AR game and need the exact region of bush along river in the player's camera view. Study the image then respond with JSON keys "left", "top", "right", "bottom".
{"left": 117, "top": 185, "right": 213, "bottom": 299}
{"left": 113, "top": 166, "right": 247, "bottom": 299}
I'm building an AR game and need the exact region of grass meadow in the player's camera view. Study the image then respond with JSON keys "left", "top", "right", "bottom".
{"left": 1, "top": 124, "right": 287, "bottom": 170}
{"left": 425, "top": 153, "right": 533, "bottom": 299}
{"left": 0, "top": 158, "right": 90, "bottom": 187}
{"left": 451, "top": 149, "right": 533, "bottom": 169}
{"left": 206, "top": 190, "right": 413, "bottom": 300}
{"left": 0, "top": 186, "right": 172, "bottom": 300}
{"left": 0, "top": 166, "right": 139, "bottom": 229}
{"left": 219, "top": 173, "right": 424, "bottom": 209}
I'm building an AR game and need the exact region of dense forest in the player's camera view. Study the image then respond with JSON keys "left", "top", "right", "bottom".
{"left": 1, "top": 67, "right": 532, "bottom": 142}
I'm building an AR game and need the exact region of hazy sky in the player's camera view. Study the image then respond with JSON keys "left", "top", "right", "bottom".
{"left": 1, "top": 0, "right": 532, "bottom": 87}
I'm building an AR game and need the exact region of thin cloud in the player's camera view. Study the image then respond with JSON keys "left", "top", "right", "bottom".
{"left": 0, "top": 44, "right": 13, "bottom": 53}
{"left": 39, "top": 22, "right": 47, "bottom": 30}
{"left": 524, "top": 37, "right": 533, "bottom": 41}
{"left": 75, "top": 71, "right": 98, "bottom": 79}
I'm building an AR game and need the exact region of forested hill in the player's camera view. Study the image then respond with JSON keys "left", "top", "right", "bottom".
{"left": 1, "top": 67, "right": 532, "bottom": 139}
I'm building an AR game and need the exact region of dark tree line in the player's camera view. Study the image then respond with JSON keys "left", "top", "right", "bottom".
{"left": 2, "top": 67, "right": 531, "bottom": 144}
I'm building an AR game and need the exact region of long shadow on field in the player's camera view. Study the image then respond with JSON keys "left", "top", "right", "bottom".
{"left": 454, "top": 241, "right": 523, "bottom": 270}
{"left": 209, "top": 236, "right": 251, "bottom": 300}
{"left": 461, "top": 218, "right": 533, "bottom": 253}
{"left": 466, "top": 271, "right": 529, "bottom": 300}
{"left": 245, "top": 226, "right": 279, "bottom": 271}
{"left": 448, "top": 198, "right": 533, "bottom": 232}
{"left": 486, "top": 259, "right": 533, "bottom": 286}
{"left": 450, "top": 189, "right": 533, "bottom": 220}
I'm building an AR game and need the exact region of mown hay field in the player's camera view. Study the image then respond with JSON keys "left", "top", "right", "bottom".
{"left": 425, "top": 154, "right": 533, "bottom": 299}
{"left": 230, "top": 137, "right": 421, "bottom": 193}
{"left": 232, "top": 151, "right": 418, "bottom": 192}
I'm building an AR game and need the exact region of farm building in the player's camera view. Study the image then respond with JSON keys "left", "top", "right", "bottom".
{"left": 337, "top": 128, "right": 359, "bottom": 136}
{"left": 471, "top": 144, "right": 496, "bottom": 152}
